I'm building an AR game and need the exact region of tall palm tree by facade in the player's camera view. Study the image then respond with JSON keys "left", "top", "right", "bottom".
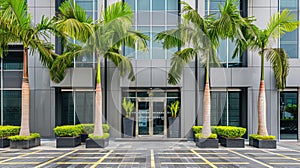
{"left": 0, "top": 0, "right": 59, "bottom": 136}
{"left": 244, "top": 9, "right": 299, "bottom": 136}
{"left": 156, "top": 0, "right": 250, "bottom": 137}
{"left": 55, "top": 1, "right": 148, "bottom": 136}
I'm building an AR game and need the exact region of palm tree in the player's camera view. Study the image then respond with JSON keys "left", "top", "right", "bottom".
{"left": 244, "top": 9, "right": 299, "bottom": 136}
{"left": 0, "top": 0, "right": 58, "bottom": 136}
{"left": 156, "top": 0, "right": 250, "bottom": 137}
{"left": 55, "top": 1, "right": 148, "bottom": 136}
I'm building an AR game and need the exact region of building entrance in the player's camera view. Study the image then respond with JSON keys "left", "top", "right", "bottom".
{"left": 136, "top": 98, "right": 166, "bottom": 137}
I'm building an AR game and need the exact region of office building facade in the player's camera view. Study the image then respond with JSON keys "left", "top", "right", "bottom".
{"left": 1, "top": 0, "right": 300, "bottom": 140}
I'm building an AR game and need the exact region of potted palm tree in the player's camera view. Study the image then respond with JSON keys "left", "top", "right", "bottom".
{"left": 122, "top": 98, "right": 135, "bottom": 138}
{"left": 168, "top": 100, "right": 180, "bottom": 138}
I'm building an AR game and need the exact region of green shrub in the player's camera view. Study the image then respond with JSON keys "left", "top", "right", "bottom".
{"left": 8, "top": 133, "right": 40, "bottom": 141}
{"left": 192, "top": 126, "right": 217, "bottom": 134}
{"left": 76, "top": 124, "right": 110, "bottom": 134}
{"left": 216, "top": 126, "right": 246, "bottom": 138}
{"left": 53, "top": 125, "right": 81, "bottom": 137}
{"left": 88, "top": 133, "right": 110, "bottom": 139}
{"left": 195, "top": 133, "right": 217, "bottom": 139}
{"left": 0, "top": 126, "right": 20, "bottom": 138}
{"left": 249, "top": 134, "right": 276, "bottom": 140}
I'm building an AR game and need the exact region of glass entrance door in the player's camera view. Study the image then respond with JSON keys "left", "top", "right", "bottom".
{"left": 136, "top": 98, "right": 166, "bottom": 137}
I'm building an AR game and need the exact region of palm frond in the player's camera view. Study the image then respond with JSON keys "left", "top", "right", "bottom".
{"left": 265, "top": 48, "right": 289, "bottom": 90}
{"left": 168, "top": 48, "right": 197, "bottom": 85}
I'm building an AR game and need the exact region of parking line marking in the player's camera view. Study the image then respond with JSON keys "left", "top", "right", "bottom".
{"left": 90, "top": 150, "right": 113, "bottom": 168}
{"left": 57, "top": 162, "right": 93, "bottom": 164}
{"left": 35, "top": 150, "right": 78, "bottom": 168}
{"left": 151, "top": 149, "right": 155, "bottom": 168}
{"left": 269, "top": 163, "right": 300, "bottom": 165}
{"left": 213, "top": 162, "right": 249, "bottom": 164}
{"left": 263, "top": 150, "right": 300, "bottom": 162}
{"left": 0, "top": 150, "right": 41, "bottom": 164}
{"left": 158, "top": 152, "right": 227, "bottom": 155}
{"left": 191, "top": 149, "right": 217, "bottom": 168}
{"left": 255, "top": 157, "right": 291, "bottom": 160}
{"left": 161, "top": 162, "right": 207, "bottom": 165}
{"left": 158, "top": 156, "right": 240, "bottom": 159}
{"left": 228, "top": 149, "right": 272, "bottom": 168}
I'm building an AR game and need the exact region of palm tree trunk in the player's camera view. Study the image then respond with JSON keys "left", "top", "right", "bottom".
{"left": 202, "top": 54, "right": 211, "bottom": 137}
{"left": 257, "top": 51, "right": 268, "bottom": 136}
{"left": 19, "top": 47, "right": 30, "bottom": 136}
{"left": 93, "top": 54, "right": 103, "bottom": 136}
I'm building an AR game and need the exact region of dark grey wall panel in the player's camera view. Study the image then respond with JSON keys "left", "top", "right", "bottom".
{"left": 3, "top": 71, "right": 22, "bottom": 88}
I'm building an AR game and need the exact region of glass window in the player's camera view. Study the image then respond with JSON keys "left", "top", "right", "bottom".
{"left": 280, "top": 91, "right": 298, "bottom": 140}
{"left": 3, "top": 91, "right": 21, "bottom": 126}
{"left": 3, "top": 46, "right": 23, "bottom": 70}
{"left": 280, "top": 0, "right": 298, "bottom": 58}
{"left": 75, "top": 92, "right": 94, "bottom": 124}
{"left": 137, "top": 0, "right": 150, "bottom": 10}
{"left": 167, "top": 0, "right": 178, "bottom": 10}
{"left": 153, "top": 0, "right": 165, "bottom": 10}
{"left": 125, "top": 0, "right": 135, "bottom": 9}
{"left": 152, "top": 27, "right": 165, "bottom": 59}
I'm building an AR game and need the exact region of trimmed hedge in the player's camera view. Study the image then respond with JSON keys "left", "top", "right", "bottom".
{"left": 53, "top": 125, "right": 81, "bottom": 137}
{"left": 192, "top": 126, "right": 217, "bottom": 134}
{"left": 77, "top": 124, "right": 110, "bottom": 134}
{"left": 195, "top": 133, "right": 217, "bottom": 139}
{"left": 88, "top": 133, "right": 110, "bottom": 139}
{"left": 8, "top": 133, "right": 40, "bottom": 141}
{"left": 216, "top": 126, "right": 246, "bottom": 138}
{"left": 0, "top": 126, "right": 20, "bottom": 138}
{"left": 249, "top": 134, "right": 276, "bottom": 140}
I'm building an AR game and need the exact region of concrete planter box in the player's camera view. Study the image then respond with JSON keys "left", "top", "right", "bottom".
{"left": 219, "top": 137, "right": 245, "bottom": 148}
{"left": 10, "top": 138, "right": 40, "bottom": 149}
{"left": 253, "top": 139, "right": 276, "bottom": 149}
{"left": 0, "top": 138, "right": 10, "bottom": 148}
{"left": 80, "top": 134, "right": 89, "bottom": 143}
{"left": 56, "top": 136, "right": 81, "bottom": 148}
{"left": 123, "top": 118, "right": 134, "bottom": 138}
{"left": 249, "top": 138, "right": 253, "bottom": 146}
{"left": 168, "top": 117, "right": 180, "bottom": 138}
{"left": 86, "top": 138, "right": 109, "bottom": 148}
{"left": 196, "top": 139, "right": 218, "bottom": 148}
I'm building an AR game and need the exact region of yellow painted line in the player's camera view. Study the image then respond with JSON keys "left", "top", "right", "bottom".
{"left": 269, "top": 163, "right": 300, "bottom": 165}
{"left": 76, "top": 152, "right": 140, "bottom": 155}
{"left": 160, "top": 162, "right": 207, "bottom": 165}
{"left": 0, "top": 162, "right": 40, "bottom": 164}
{"left": 90, "top": 150, "right": 113, "bottom": 168}
{"left": 191, "top": 149, "right": 217, "bottom": 168}
{"left": 98, "top": 162, "right": 139, "bottom": 165}
{"left": 263, "top": 150, "right": 300, "bottom": 162}
{"left": 228, "top": 150, "right": 272, "bottom": 168}
{"left": 35, "top": 150, "right": 78, "bottom": 168}
{"left": 0, "top": 150, "right": 41, "bottom": 164}
{"left": 151, "top": 149, "right": 155, "bottom": 168}
{"left": 158, "top": 152, "right": 227, "bottom": 155}
{"left": 158, "top": 156, "right": 240, "bottom": 159}
{"left": 57, "top": 162, "right": 139, "bottom": 165}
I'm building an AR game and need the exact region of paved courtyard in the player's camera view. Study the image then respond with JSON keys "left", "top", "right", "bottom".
{"left": 0, "top": 140, "right": 300, "bottom": 167}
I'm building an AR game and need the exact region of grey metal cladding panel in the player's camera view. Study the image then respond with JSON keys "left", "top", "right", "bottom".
{"left": 136, "top": 60, "right": 151, "bottom": 68}
{"left": 210, "top": 68, "right": 231, "bottom": 87}
{"left": 286, "top": 68, "right": 300, "bottom": 87}
{"left": 289, "top": 59, "right": 300, "bottom": 67}
{"left": 151, "top": 68, "right": 167, "bottom": 87}
{"left": 181, "top": 91, "right": 196, "bottom": 138}
{"left": 232, "top": 68, "right": 257, "bottom": 87}
{"left": 182, "top": 68, "right": 195, "bottom": 91}
{"left": 3, "top": 71, "right": 22, "bottom": 88}
{"left": 136, "top": 68, "right": 151, "bottom": 86}
{"left": 151, "top": 60, "right": 166, "bottom": 68}
{"left": 269, "top": 90, "right": 278, "bottom": 136}
{"left": 30, "top": 90, "right": 53, "bottom": 137}
{"left": 107, "top": 90, "right": 121, "bottom": 138}
{"left": 249, "top": 0, "right": 273, "bottom": 7}
{"left": 152, "top": 12, "right": 165, "bottom": 25}
{"left": 34, "top": 68, "right": 51, "bottom": 89}
{"left": 50, "top": 68, "right": 71, "bottom": 87}
{"left": 108, "top": 67, "right": 122, "bottom": 91}
{"left": 72, "top": 68, "right": 94, "bottom": 87}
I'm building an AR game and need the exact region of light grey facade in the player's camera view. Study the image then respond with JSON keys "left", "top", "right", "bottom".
{"left": 3, "top": 0, "right": 298, "bottom": 140}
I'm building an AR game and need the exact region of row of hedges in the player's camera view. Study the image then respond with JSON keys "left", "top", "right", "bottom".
{"left": 54, "top": 124, "right": 110, "bottom": 137}
{"left": 0, "top": 126, "right": 20, "bottom": 138}
{"left": 8, "top": 133, "right": 40, "bottom": 141}
{"left": 193, "top": 126, "right": 246, "bottom": 138}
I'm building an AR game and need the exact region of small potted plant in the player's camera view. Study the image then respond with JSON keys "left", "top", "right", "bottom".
{"left": 77, "top": 124, "right": 110, "bottom": 143}
{"left": 168, "top": 100, "right": 180, "bottom": 138}
{"left": 192, "top": 126, "right": 217, "bottom": 142}
{"left": 122, "top": 98, "right": 135, "bottom": 138}
{"left": 53, "top": 125, "right": 81, "bottom": 148}
{"left": 249, "top": 134, "right": 276, "bottom": 148}
{"left": 9, "top": 133, "right": 41, "bottom": 149}
{"left": 195, "top": 133, "right": 218, "bottom": 148}
{"left": 86, "top": 133, "right": 110, "bottom": 148}
{"left": 216, "top": 126, "right": 246, "bottom": 148}
{"left": 0, "top": 126, "right": 20, "bottom": 148}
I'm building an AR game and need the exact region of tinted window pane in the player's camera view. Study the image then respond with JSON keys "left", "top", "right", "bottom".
{"left": 138, "top": 0, "right": 150, "bottom": 10}
{"left": 3, "top": 91, "right": 21, "bottom": 126}
{"left": 125, "top": 0, "right": 135, "bottom": 9}
{"left": 167, "top": 0, "right": 178, "bottom": 10}
{"left": 61, "top": 92, "right": 75, "bottom": 125}
{"left": 153, "top": 0, "right": 165, "bottom": 10}
{"left": 75, "top": 92, "right": 94, "bottom": 124}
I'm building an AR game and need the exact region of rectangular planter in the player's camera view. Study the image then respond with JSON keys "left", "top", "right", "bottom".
{"left": 80, "top": 134, "right": 89, "bottom": 143}
{"left": 196, "top": 139, "right": 218, "bottom": 148}
{"left": 168, "top": 117, "right": 180, "bottom": 138}
{"left": 123, "top": 118, "right": 134, "bottom": 138}
{"left": 0, "top": 138, "right": 10, "bottom": 148}
{"left": 10, "top": 140, "right": 30, "bottom": 149}
{"left": 220, "top": 137, "right": 245, "bottom": 148}
{"left": 29, "top": 138, "right": 41, "bottom": 148}
{"left": 86, "top": 138, "right": 109, "bottom": 148}
{"left": 249, "top": 138, "right": 253, "bottom": 146}
{"left": 253, "top": 139, "right": 276, "bottom": 149}
{"left": 56, "top": 136, "right": 81, "bottom": 148}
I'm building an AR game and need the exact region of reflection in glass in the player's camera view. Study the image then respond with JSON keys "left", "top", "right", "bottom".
{"left": 3, "top": 91, "right": 21, "bottom": 125}
{"left": 138, "top": 102, "right": 149, "bottom": 135}
{"left": 153, "top": 102, "right": 164, "bottom": 135}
